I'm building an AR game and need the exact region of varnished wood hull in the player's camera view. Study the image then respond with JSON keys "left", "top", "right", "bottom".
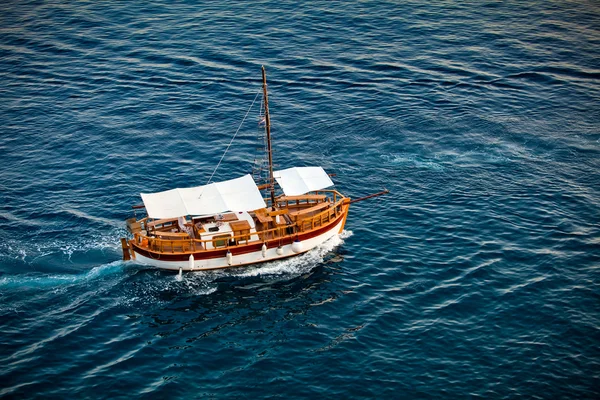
{"left": 129, "top": 203, "right": 349, "bottom": 271}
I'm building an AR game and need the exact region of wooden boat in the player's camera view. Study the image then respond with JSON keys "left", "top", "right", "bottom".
{"left": 121, "top": 67, "right": 387, "bottom": 272}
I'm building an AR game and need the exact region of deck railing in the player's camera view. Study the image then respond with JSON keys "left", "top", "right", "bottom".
{"left": 133, "top": 190, "right": 348, "bottom": 254}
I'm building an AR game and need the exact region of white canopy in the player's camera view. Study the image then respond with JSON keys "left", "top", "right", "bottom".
{"left": 274, "top": 166, "right": 334, "bottom": 196}
{"left": 141, "top": 174, "right": 267, "bottom": 219}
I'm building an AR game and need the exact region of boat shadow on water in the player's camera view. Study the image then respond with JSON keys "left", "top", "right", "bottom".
{"left": 120, "top": 243, "right": 351, "bottom": 339}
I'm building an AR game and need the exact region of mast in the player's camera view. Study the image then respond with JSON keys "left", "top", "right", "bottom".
{"left": 262, "top": 66, "right": 276, "bottom": 210}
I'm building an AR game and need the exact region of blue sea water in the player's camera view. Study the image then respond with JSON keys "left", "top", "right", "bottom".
{"left": 1, "top": 0, "right": 599, "bottom": 398}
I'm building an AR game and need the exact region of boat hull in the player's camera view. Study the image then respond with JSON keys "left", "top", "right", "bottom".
{"left": 131, "top": 211, "right": 347, "bottom": 271}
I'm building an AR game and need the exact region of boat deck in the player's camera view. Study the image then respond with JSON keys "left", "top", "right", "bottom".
{"left": 127, "top": 190, "right": 348, "bottom": 256}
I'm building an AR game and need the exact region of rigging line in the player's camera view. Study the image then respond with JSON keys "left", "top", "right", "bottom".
{"left": 206, "top": 87, "right": 262, "bottom": 184}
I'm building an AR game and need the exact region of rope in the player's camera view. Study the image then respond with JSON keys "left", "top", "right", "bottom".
{"left": 206, "top": 87, "right": 262, "bottom": 184}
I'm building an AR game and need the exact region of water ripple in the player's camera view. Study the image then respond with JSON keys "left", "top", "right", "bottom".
{"left": 1, "top": 0, "right": 599, "bottom": 398}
